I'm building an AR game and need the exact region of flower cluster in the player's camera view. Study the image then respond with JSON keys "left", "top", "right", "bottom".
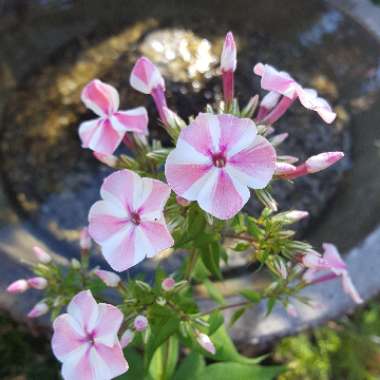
{"left": 6, "top": 32, "right": 362, "bottom": 380}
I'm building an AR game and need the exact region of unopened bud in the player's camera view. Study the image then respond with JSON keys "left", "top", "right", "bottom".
{"left": 196, "top": 332, "right": 216, "bottom": 355}
{"left": 134, "top": 315, "right": 148, "bottom": 332}
{"left": 7, "top": 279, "right": 29, "bottom": 294}
{"left": 273, "top": 259, "right": 288, "bottom": 279}
{"left": 28, "top": 277, "right": 48, "bottom": 290}
{"left": 80, "top": 227, "right": 92, "bottom": 250}
{"left": 156, "top": 296, "right": 166, "bottom": 306}
{"left": 27, "top": 302, "right": 49, "bottom": 318}
{"left": 270, "top": 133, "right": 288, "bottom": 146}
{"left": 135, "top": 280, "right": 151, "bottom": 292}
{"left": 162, "top": 277, "right": 176, "bottom": 291}
{"left": 94, "top": 269, "right": 121, "bottom": 287}
{"left": 220, "top": 31, "right": 237, "bottom": 72}
{"left": 274, "top": 162, "right": 297, "bottom": 176}
{"left": 306, "top": 152, "right": 344, "bottom": 173}
{"left": 71, "top": 258, "right": 81, "bottom": 269}
{"left": 93, "top": 152, "right": 117, "bottom": 168}
{"left": 274, "top": 210, "right": 309, "bottom": 224}
{"left": 176, "top": 196, "right": 191, "bottom": 207}
{"left": 277, "top": 155, "right": 299, "bottom": 164}
{"left": 120, "top": 329, "right": 134, "bottom": 348}
{"left": 33, "top": 246, "right": 52, "bottom": 264}
{"left": 260, "top": 91, "right": 281, "bottom": 110}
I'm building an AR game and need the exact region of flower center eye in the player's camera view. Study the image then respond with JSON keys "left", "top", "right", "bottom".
{"left": 212, "top": 153, "right": 227, "bottom": 168}
{"left": 130, "top": 212, "right": 141, "bottom": 225}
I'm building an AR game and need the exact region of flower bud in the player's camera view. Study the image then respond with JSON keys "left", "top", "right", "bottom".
{"left": 93, "top": 152, "right": 117, "bottom": 168}
{"left": 176, "top": 196, "right": 191, "bottom": 207}
{"left": 274, "top": 162, "right": 297, "bottom": 176}
{"left": 135, "top": 280, "right": 151, "bottom": 292}
{"left": 270, "top": 133, "right": 288, "bottom": 147}
{"left": 277, "top": 155, "right": 299, "bottom": 164}
{"left": 94, "top": 269, "right": 121, "bottom": 287}
{"left": 27, "top": 302, "right": 49, "bottom": 318}
{"left": 134, "top": 315, "right": 148, "bottom": 332}
{"left": 28, "top": 277, "right": 48, "bottom": 290}
{"left": 71, "top": 258, "right": 81, "bottom": 269}
{"left": 196, "top": 332, "right": 216, "bottom": 355}
{"left": 260, "top": 91, "right": 281, "bottom": 110}
{"left": 305, "top": 152, "right": 344, "bottom": 174}
{"left": 33, "top": 246, "right": 52, "bottom": 264}
{"left": 274, "top": 210, "right": 309, "bottom": 224}
{"left": 7, "top": 279, "right": 29, "bottom": 294}
{"left": 120, "top": 329, "right": 134, "bottom": 348}
{"left": 161, "top": 277, "right": 176, "bottom": 291}
{"left": 220, "top": 31, "right": 237, "bottom": 72}
{"left": 273, "top": 259, "right": 288, "bottom": 279}
{"left": 80, "top": 227, "right": 92, "bottom": 250}
{"left": 162, "top": 107, "right": 186, "bottom": 130}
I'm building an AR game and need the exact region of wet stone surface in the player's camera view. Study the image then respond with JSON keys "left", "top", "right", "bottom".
{"left": 0, "top": 0, "right": 379, "bottom": 260}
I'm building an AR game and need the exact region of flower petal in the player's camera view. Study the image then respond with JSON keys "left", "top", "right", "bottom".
{"left": 227, "top": 135, "right": 276, "bottom": 189}
{"left": 81, "top": 79, "right": 119, "bottom": 116}
{"left": 60, "top": 344, "right": 93, "bottom": 380}
{"left": 112, "top": 107, "right": 149, "bottom": 134}
{"left": 341, "top": 273, "right": 363, "bottom": 304}
{"left": 322, "top": 243, "right": 347, "bottom": 274}
{"left": 52, "top": 314, "right": 86, "bottom": 362}
{"left": 198, "top": 168, "right": 250, "bottom": 220}
{"left": 93, "top": 304, "right": 123, "bottom": 347}
{"left": 130, "top": 57, "right": 165, "bottom": 94}
{"left": 67, "top": 290, "right": 99, "bottom": 332}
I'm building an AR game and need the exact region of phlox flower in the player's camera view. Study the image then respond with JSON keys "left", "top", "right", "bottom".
{"left": 79, "top": 79, "right": 148, "bottom": 155}
{"left": 52, "top": 290, "right": 128, "bottom": 380}
{"left": 165, "top": 113, "right": 276, "bottom": 220}
{"left": 302, "top": 243, "right": 363, "bottom": 304}
{"left": 88, "top": 170, "right": 174, "bottom": 272}
{"left": 254, "top": 63, "right": 336, "bottom": 124}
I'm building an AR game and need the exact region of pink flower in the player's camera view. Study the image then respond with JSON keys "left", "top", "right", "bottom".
{"left": 28, "top": 277, "right": 48, "bottom": 290}
{"left": 28, "top": 301, "right": 49, "bottom": 318}
{"left": 254, "top": 63, "right": 336, "bottom": 124}
{"left": 120, "top": 329, "right": 134, "bottom": 348}
{"left": 134, "top": 315, "right": 148, "bottom": 332}
{"left": 303, "top": 244, "right": 363, "bottom": 304}
{"left": 88, "top": 170, "right": 174, "bottom": 272}
{"left": 220, "top": 31, "right": 237, "bottom": 104}
{"left": 79, "top": 79, "right": 148, "bottom": 155}
{"left": 275, "top": 152, "right": 344, "bottom": 179}
{"left": 196, "top": 332, "right": 216, "bottom": 355}
{"left": 80, "top": 227, "right": 92, "bottom": 250}
{"left": 33, "top": 246, "right": 52, "bottom": 263}
{"left": 130, "top": 57, "right": 168, "bottom": 125}
{"left": 7, "top": 279, "right": 29, "bottom": 294}
{"left": 52, "top": 290, "right": 128, "bottom": 380}
{"left": 165, "top": 113, "right": 276, "bottom": 220}
{"left": 94, "top": 269, "right": 121, "bottom": 288}
{"left": 161, "top": 277, "right": 176, "bottom": 291}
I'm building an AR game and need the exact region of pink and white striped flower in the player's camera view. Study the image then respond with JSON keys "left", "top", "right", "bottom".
{"left": 130, "top": 57, "right": 169, "bottom": 125}
{"left": 52, "top": 290, "right": 128, "bottom": 380}
{"left": 302, "top": 244, "right": 363, "bottom": 304}
{"left": 220, "top": 31, "right": 237, "bottom": 104}
{"left": 88, "top": 170, "right": 174, "bottom": 272}
{"left": 165, "top": 113, "right": 276, "bottom": 220}
{"left": 254, "top": 63, "right": 336, "bottom": 124}
{"left": 79, "top": 79, "right": 148, "bottom": 155}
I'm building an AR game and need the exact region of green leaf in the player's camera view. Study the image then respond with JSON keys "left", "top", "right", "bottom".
{"left": 172, "top": 353, "right": 205, "bottom": 380}
{"left": 240, "top": 289, "right": 261, "bottom": 303}
{"left": 196, "top": 362, "right": 283, "bottom": 380}
{"left": 145, "top": 315, "right": 180, "bottom": 367}
{"left": 208, "top": 311, "right": 224, "bottom": 335}
{"left": 203, "top": 279, "right": 225, "bottom": 305}
{"left": 200, "top": 243, "right": 222, "bottom": 280}
{"left": 266, "top": 298, "right": 277, "bottom": 316}
{"left": 229, "top": 307, "right": 247, "bottom": 327}
{"left": 232, "top": 242, "right": 250, "bottom": 252}
{"left": 149, "top": 335, "right": 179, "bottom": 380}
{"left": 116, "top": 348, "right": 150, "bottom": 380}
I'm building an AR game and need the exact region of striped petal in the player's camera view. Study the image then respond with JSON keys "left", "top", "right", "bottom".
{"left": 81, "top": 79, "right": 119, "bottom": 116}
{"left": 112, "top": 106, "right": 149, "bottom": 134}
{"left": 130, "top": 57, "right": 165, "bottom": 94}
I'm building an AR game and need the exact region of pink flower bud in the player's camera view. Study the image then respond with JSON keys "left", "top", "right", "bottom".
{"left": 282, "top": 210, "right": 309, "bottom": 223}
{"left": 260, "top": 91, "right": 281, "bottom": 110}
{"left": 196, "top": 332, "right": 216, "bottom": 355}
{"left": 94, "top": 269, "right": 121, "bottom": 287}
{"left": 27, "top": 302, "right": 49, "bottom": 318}
{"left": 130, "top": 56, "right": 165, "bottom": 94}
{"left": 134, "top": 315, "right": 148, "bottom": 332}
{"left": 28, "top": 277, "right": 48, "bottom": 290}
{"left": 161, "top": 277, "right": 176, "bottom": 291}
{"left": 277, "top": 155, "right": 299, "bottom": 164}
{"left": 274, "top": 162, "right": 297, "bottom": 176}
{"left": 33, "top": 246, "right": 52, "bottom": 264}
{"left": 120, "top": 329, "right": 134, "bottom": 348}
{"left": 305, "top": 152, "right": 344, "bottom": 174}
{"left": 7, "top": 279, "right": 29, "bottom": 294}
{"left": 93, "top": 152, "right": 117, "bottom": 168}
{"left": 220, "top": 31, "right": 237, "bottom": 72}
{"left": 270, "top": 133, "right": 288, "bottom": 146}
{"left": 176, "top": 196, "right": 191, "bottom": 207}
{"left": 80, "top": 227, "right": 92, "bottom": 250}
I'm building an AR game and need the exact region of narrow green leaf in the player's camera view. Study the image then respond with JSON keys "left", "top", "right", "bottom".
{"left": 172, "top": 352, "right": 205, "bottom": 380}
{"left": 203, "top": 279, "right": 225, "bottom": 305}
{"left": 240, "top": 289, "right": 261, "bottom": 303}
{"left": 229, "top": 307, "right": 247, "bottom": 327}
{"left": 200, "top": 243, "right": 222, "bottom": 280}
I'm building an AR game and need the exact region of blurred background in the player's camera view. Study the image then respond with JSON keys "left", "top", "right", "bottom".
{"left": 0, "top": 0, "right": 380, "bottom": 378}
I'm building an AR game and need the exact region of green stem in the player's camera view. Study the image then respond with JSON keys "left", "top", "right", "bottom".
{"left": 185, "top": 249, "right": 198, "bottom": 281}
{"left": 199, "top": 300, "right": 251, "bottom": 317}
